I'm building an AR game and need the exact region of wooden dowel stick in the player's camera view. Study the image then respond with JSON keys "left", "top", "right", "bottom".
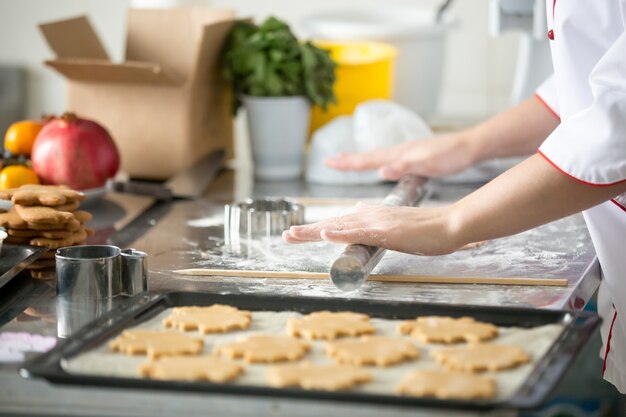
{"left": 173, "top": 268, "right": 568, "bottom": 287}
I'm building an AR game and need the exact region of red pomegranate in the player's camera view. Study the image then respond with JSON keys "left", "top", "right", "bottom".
{"left": 32, "top": 113, "right": 120, "bottom": 190}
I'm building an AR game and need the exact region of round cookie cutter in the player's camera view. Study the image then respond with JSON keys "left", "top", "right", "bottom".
{"left": 224, "top": 198, "right": 305, "bottom": 249}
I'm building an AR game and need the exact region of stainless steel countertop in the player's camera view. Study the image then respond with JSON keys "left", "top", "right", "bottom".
{"left": 0, "top": 170, "right": 601, "bottom": 417}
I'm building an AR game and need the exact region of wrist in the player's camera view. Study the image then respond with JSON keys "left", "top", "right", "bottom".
{"left": 455, "top": 127, "right": 486, "bottom": 167}
{"left": 443, "top": 203, "right": 472, "bottom": 251}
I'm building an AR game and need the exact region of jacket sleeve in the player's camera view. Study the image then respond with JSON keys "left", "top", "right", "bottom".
{"left": 535, "top": 74, "right": 560, "bottom": 120}
{"left": 538, "top": 32, "right": 626, "bottom": 185}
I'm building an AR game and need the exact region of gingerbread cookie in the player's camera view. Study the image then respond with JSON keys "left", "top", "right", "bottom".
{"left": 431, "top": 344, "right": 530, "bottom": 372}
{"left": 267, "top": 363, "right": 372, "bottom": 391}
{"left": 30, "top": 228, "right": 87, "bottom": 249}
{"left": 5, "top": 235, "right": 32, "bottom": 245}
{"left": 396, "top": 370, "right": 496, "bottom": 399}
{"left": 26, "top": 217, "right": 83, "bottom": 231}
{"left": 0, "top": 209, "right": 28, "bottom": 229}
{"left": 40, "top": 250, "right": 56, "bottom": 260}
{"left": 54, "top": 200, "right": 81, "bottom": 212}
{"left": 325, "top": 336, "right": 419, "bottom": 367}
{"left": 288, "top": 311, "right": 375, "bottom": 340}
{"left": 29, "top": 268, "right": 56, "bottom": 281}
{"left": 26, "top": 259, "right": 57, "bottom": 270}
{"left": 14, "top": 204, "right": 74, "bottom": 225}
{"left": 398, "top": 316, "right": 498, "bottom": 344}
{"left": 109, "top": 330, "right": 203, "bottom": 359}
{"left": 139, "top": 355, "right": 243, "bottom": 382}
{"left": 163, "top": 305, "right": 252, "bottom": 334}
{"left": 72, "top": 210, "right": 93, "bottom": 224}
{"left": 215, "top": 335, "right": 310, "bottom": 363}
{"left": 0, "top": 185, "right": 85, "bottom": 206}
{"left": 8, "top": 228, "right": 75, "bottom": 239}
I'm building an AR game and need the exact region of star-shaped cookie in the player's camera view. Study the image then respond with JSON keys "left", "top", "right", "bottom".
{"left": 163, "top": 305, "right": 252, "bottom": 334}
{"left": 398, "top": 316, "right": 498, "bottom": 344}
{"left": 267, "top": 363, "right": 372, "bottom": 391}
{"left": 325, "top": 336, "right": 419, "bottom": 366}
{"left": 288, "top": 311, "right": 375, "bottom": 340}
{"left": 215, "top": 335, "right": 310, "bottom": 363}
{"left": 139, "top": 355, "right": 243, "bottom": 382}
{"left": 109, "top": 330, "right": 203, "bottom": 359}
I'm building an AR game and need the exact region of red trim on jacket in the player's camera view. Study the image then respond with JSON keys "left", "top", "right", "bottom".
{"left": 603, "top": 308, "right": 618, "bottom": 376}
{"left": 611, "top": 199, "right": 626, "bottom": 212}
{"left": 537, "top": 150, "right": 626, "bottom": 187}
{"left": 534, "top": 93, "right": 561, "bottom": 120}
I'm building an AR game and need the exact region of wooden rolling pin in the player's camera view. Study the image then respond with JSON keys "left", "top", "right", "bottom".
{"left": 329, "top": 175, "right": 429, "bottom": 292}
{"left": 173, "top": 268, "right": 568, "bottom": 287}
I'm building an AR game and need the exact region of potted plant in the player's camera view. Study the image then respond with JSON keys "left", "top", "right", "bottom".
{"left": 223, "top": 17, "right": 336, "bottom": 180}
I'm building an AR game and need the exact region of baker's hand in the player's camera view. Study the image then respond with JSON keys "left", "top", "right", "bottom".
{"left": 282, "top": 203, "right": 463, "bottom": 256}
{"left": 325, "top": 133, "right": 478, "bottom": 181}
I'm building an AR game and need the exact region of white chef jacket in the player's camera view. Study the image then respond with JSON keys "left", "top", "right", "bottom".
{"left": 535, "top": 0, "right": 626, "bottom": 393}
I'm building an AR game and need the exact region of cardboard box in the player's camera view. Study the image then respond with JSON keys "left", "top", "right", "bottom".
{"left": 40, "top": 9, "right": 236, "bottom": 180}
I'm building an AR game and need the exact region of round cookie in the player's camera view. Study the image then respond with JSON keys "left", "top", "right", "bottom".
{"left": 288, "top": 311, "right": 375, "bottom": 340}
{"left": 215, "top": 335, "right": 310, "bottom": 363}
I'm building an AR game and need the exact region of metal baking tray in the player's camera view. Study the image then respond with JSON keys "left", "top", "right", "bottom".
{"left": 0, "top": 244, "right": 46, "bottom": 289}
{"left": 21, "top": 292, "right": 600, "bottom": 411}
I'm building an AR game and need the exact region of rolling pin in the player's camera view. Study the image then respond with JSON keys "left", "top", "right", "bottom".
{"left": 330, "top": 175, "right": 429, "bottom": 291}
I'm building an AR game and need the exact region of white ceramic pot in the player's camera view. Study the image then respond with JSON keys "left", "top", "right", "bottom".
{"left": 244, "top": 96, "right": 311, "bottom": 181}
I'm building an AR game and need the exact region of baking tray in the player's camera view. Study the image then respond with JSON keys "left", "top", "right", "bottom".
{"left": 21, "top": 292, "right": 600, "bottom": 411}
{"left": 0, "top": 244, "right": 46, "bottom": 289}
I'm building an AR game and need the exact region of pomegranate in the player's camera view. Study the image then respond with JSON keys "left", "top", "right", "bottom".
{"left": 31, "top": 113, "right": 120, "bottom": 190}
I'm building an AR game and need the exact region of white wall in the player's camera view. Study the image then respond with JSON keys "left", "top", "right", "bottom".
{"left": 0, "top": 0, "right": 521, "bottom": 121}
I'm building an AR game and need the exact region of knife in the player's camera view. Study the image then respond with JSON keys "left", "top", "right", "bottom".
{"left": 107, "top": 149, "right": 226, "bottom": 201}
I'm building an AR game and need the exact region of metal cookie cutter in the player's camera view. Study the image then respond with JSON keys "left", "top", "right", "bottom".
{"left": 56, "top": 245, "right": 148, "bottom": 300}
{"left": 224, "top": 198, "right": 305, "bottom": 248}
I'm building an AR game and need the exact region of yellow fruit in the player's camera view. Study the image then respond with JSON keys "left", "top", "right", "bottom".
{"left": 4, "top": 120, "right": 43, "bottom": 155}
{"left": 0, "top": 165, "right": 40, "bottom": 190}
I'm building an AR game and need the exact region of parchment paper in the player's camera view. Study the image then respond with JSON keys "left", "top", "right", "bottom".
{"left": 62, "top": 309, "right": 565, "bottom": 401}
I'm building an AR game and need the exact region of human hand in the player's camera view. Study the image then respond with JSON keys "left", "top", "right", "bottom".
{"left": 324, "top": 132, "right": 478, "bottom": 181}
{"left": 282, "top": 203, "right": 462, "bottom": 256}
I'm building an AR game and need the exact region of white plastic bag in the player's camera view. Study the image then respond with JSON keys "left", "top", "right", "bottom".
{"left": 306, "top": 100, "right": 432, "bottom": 185}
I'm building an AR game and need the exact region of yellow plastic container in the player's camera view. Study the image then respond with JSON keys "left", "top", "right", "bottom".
{"left": 310, "top": 41, "right": 398, "bottom": 133}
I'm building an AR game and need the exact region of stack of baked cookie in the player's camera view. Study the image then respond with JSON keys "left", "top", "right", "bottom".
{"left": 0, "top": 185, "right": 94, "bottom": 279}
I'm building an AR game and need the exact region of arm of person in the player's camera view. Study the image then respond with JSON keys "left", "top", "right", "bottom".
{"left": 284, "top": 154, "right": 626, "bottom": 255}
{"left": 325, "top": 95, "right": 560, "bottom": 180}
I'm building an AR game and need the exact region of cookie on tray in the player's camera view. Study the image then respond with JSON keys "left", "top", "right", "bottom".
{"left": 267, "top": 362, "right": 372, "bottom": 391}
{"left": 431, "top": 344, "right": 530, "bottom": 372}
{"left": 109, "top": 330, "right": 203, "bottom": 359}
{"left": 325, "top": 336, "right": 419, "bottom": 367}
{"left": 215, "top": 335, "right": 310, "bottom": 363}
{"left": 288, "top": 311, "right": 375, "bottom": 340}
{"left": 163, "top": 305, "right": 252, "bottom": 334}
{"left": 139, "top": 355, "right": 243, "bottom": 382}
{"left": 398, "top": 316, "right": 498, "bottom": 344}
{"left": 396, "top": 370, "right": 496, "bottom": 399}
